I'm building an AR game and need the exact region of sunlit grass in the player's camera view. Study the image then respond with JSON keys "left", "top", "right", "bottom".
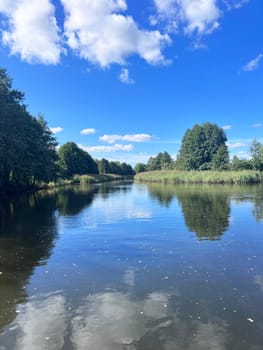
{"left": 135, "top": 170, "right": 263, "bottom": 184}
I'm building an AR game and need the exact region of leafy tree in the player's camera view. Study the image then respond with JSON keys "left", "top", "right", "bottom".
{"left": 58, "top": 142, "right": 98, "bottom": 178}
{"left": 134, "top": 163, "right": 146, "bottom": 174}
{"left": 250, "top": 139, "right": 263, "bottom": 170}
{"left": 0, "top": 68, "right": 57, "bottom": 192}
{"left": 146, "top": 151, "right": 174, "bottom": 171}
{"left": 176, "top": 123, "right": 229, "bottom": 170}
{"left": 97, "top": 158, "right": 111, "bottom": 174}
{"left": 231, "top": 155, "right": 253, "bottom": 171}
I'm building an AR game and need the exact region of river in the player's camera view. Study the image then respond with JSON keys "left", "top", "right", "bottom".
{"left": 0, "top": 181, "right": 263, "bottom": 349}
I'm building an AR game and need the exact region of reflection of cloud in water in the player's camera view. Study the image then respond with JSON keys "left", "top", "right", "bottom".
{"left": 255, "top": 275, "right": 263, "bottom": 291}
{"left": 124, "top": 269, "right": 135, "bottom": 287}
{"left": 71, "top": 291, "right": 227, "bottom": 350}
{"left": 7, "top": 293, "right": 66, "bottom": 350}
{"left": 1, "top": 290, "right": 229, "bottom": 350}
{"left": 71, "top": 291, "right": 170, "bottom": 350}
{"left": 83, "top": 193, "right": 152, "bottom": 228}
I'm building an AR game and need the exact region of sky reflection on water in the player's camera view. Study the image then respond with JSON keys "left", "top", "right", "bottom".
{"left": 0, "top": 182, "right": 263, "bottom": 349}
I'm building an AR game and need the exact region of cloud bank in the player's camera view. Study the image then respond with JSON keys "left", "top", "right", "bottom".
{"left": 0, "top": 0, "right": 251, "bottom": 67}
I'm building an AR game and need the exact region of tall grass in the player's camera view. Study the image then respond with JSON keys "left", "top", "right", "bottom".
{"left": 135, "top": 170, "right": 263, "bottom": 184}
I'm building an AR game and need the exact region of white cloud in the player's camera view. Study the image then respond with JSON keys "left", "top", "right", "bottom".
{"left": 61, "top": 0, "right": 171, "bottom": 68}
{"left": 153, "top": 0, "right": 221, "bottom": 35}
{"left": 99, "top": 133, "right": 153, "bottom": 144}
{"left": 227, "top": 141, "right": 247, "bottom": 149}
{"left": 0, "top": 0, "right": 62, "bottom": 64}
{"left": 50, "top": 126, "right": 64, "bottom": 134}
{"left": 251, "top": 123, "right": 262, "bottom": 128}
{"left": 223, "top": 0, "right": 250, "bottom": 10}
{"left": 243, "top": 54, "right": 263, "bottom": 72}
{"left": 79, "top": 143, "right": 134, "bottom": 153}
{"left": 119, "top": 68, "right": 134, "bottom": 84}
{"left": 222, "top": 125, "right": 232, "bottom": 131}
{"left": 80, "top": 128, "right": 96, "bottom": 135}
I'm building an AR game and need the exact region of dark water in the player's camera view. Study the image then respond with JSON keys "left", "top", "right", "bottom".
{"left": 0, "top": 182, "right": 263, "bottom": 350}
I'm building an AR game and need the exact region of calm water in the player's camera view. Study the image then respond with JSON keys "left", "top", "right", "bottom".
{"left": 0, "top": 181, "right": 263, "bottom": 350}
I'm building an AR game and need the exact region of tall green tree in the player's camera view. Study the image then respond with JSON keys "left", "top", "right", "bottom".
{"left": 0, "top": 68, "right": 57, "bottom": 192}
{"left": 58, "top": 142, "right": 98, "bottom": 178}
{"left": 250, "top": 139, "right": 263, "bottom": 170}
{"left": 176, "top": 123, "right": 229, "bottom": 170}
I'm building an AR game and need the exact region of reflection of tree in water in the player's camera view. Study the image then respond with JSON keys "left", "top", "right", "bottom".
{"left": 176, "top": 187, "right": 230, "bottom": 240}
{"left": 0, "top": 192, "right": 58, "bottom": 330}
{"left": 57, "top": 184, "right": 99, "bottom": 216}
{"left": 147, "top": 183, "right": 230, "bottom": 239}
{"left": 0, "top": 184, "right": 100, "bottom": 331}
{"left": 147, "top": 183, "right": 176, "bottom": 207}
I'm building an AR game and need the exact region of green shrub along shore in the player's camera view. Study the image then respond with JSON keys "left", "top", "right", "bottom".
{"left": 135, "top": 170, "right": 263, "bottom": 184}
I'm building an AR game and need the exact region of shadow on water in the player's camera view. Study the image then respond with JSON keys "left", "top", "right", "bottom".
{"left": 0, "top": 183, "right": 100, "bottom": 330}
{"left": 147, "top": 183, "right": 263, "bottom": 240}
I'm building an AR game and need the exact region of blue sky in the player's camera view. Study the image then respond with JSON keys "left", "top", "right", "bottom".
{"left": 0, "top": 0, "right": 262, "bottom": 165}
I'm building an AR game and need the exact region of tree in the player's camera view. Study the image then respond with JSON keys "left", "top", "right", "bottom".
{"left": 58, "top": 142, "right": 98, "bottom": 178}
{"left": 250, "top": 139, "right": 263, "bottom": 170}
{"left": 0, "top": 68, "right": 58, "bottom": 192}
{"left": 134, "top": 163, "right": 146, "bottom": 174}
{"left": 231, "top": 155, "right": 253, "bottom": 171}
{"left": 176, "top": 123, "right": 229, "bottom": 170}
{"left": 97, "top": 158, "right": 111, "bottom": 174}
{"left": 146, "top": 152, "right": 174, "bottom": 171}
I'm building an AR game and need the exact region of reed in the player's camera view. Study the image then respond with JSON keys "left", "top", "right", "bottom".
{"left": 135, "top": 170, "right": 263, "bottom": 184}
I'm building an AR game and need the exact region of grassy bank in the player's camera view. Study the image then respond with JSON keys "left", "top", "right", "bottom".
{"left": 45, "top": 173, "right": 131, "bottom": 188}
{"left": 135, "top": 170, "right": 263, "bottom": 184}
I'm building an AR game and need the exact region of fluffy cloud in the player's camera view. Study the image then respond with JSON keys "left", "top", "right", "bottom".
{"left": 243, "top": 54, "right": 263, "bottom": 71}
{"left": 100, "top": 133, "right": 153, "bottom": 144}
{"left": 0, "top": 0, "right": 62, "bottom": 64}
{"left": 61, "top": 0, "right": 171, "bottom": 67}
{"left": 50, "top": 126, "right": 64, "bottom": 134}
{"left": 222, "top": 125, "right": 232, "bottom": 131}
{"left": 80, "top": 128, "right": 96, "bottom": 135}
{"left": 79, "top": 143, "right": 134, "bottom": 153}
{"left": 152, "top": 0, "right": 221, "bottom": 35}
{"left": 119, "top": 68, "right": 134, "bottom": 84}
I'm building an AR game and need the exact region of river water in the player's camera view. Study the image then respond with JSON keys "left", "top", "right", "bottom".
{"left": 0, "top": 181, "right": 263, "bottom": 349}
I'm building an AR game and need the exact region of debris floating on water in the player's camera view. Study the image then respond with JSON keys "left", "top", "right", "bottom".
{"left": 247, "top": 318, "right": 254, "bottom": 323}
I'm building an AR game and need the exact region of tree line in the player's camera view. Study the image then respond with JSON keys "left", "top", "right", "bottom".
{"left": 0, "top": 68, "right": 134, "bottom": 194}
{"left": 135, "top": 123, "right": 263, "bottom": 173}
{"left": 1, "top": 67, "right": 263, "bottom": 194}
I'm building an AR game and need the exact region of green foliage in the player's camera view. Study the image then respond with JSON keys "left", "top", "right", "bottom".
{"left": 231, "top": 155, "right": 253, "bottom": 171}
{"left": 250, "top": 139, "right": 263, "bottom": 170}
{"left": 97, "top": 159, "right": 134, "bottom": 176}
{"left": 146, "top": 151, "right": 174, "bottom": 171}
{"left": 176, "top": 123, "right": 229, "bottom": 170}
{"left": 58, "top": 142, "right": 98, "bottom": 178}
{"left": 0, "top": 68, "right": 57, "bottom": 193}
{"left": 134, "top": 163, "right": 146, "bottom": 174}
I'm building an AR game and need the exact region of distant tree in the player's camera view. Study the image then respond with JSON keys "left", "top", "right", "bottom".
{"left": 231, "top": 155, "right": 253, "bottom": 171}
{"left": 146, "top": 152, "right": 174, "bottom": 171}
{"left": 250, "top": 139, "right": 263, "bottom": 170}
{"left": 97, "top": 158, "right": 111, "bottom": 174}
{"left": 176, "top": 123, "right": 229, "bottom": 170}
{"left": 134, "top": 163, "right": 146, "bottom": 174}
{"left": 58, "top": 142, "right": 98, "bottom": 178}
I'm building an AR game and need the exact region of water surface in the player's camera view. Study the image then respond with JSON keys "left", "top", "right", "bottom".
{"left": 0, "top": 182, "right": 263, "bottom": 349}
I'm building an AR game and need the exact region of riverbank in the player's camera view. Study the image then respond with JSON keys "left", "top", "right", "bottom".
{"left": 1, "top": 174, "right": 133, "bottom": 195}
{"left": 135, "top": 170, "right": 263, "bottom": 184}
